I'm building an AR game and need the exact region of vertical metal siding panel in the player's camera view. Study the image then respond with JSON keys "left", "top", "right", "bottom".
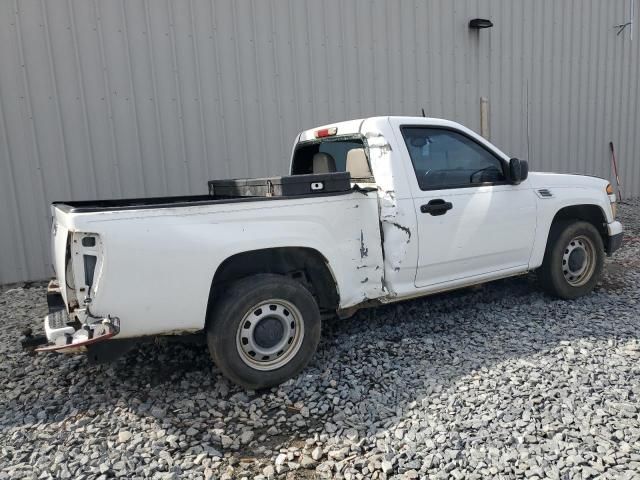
{"left": 323, "top": 0, "right": 345, "bottom": 122}
{"left": 119, "top": 0, "right": 148, "bottom": 195}
{"left": 40, "top": 0, "right": 74, "bottom": 198}
{"left": 354, "top": 0, "right": 373, "bottom": 118}
{"left": 13, "top": 0, "right": 53, "bottom": 280}
{"left": 570, "top": 0, "right": 582, "bottom": 174}
{"left": 94, "top": 0, "right": 124, "bottom": 196}
{"left": 220, "top": 0, "right": 248, "bottom": 176}
{"left": 142, "top": 0, "right": 169, "bottom": 192}
{"left": 67, "top": 0, "right": 99, "bottom": 198}
{"left": 603, "top": 3, "right": 618, "bottom": 181}
{"left": 166, "top": 0, "right": 191, "bottom": 189}
{"left": 192, "top": 0, "right": 228, "bottom": 180}
{"left": 288, "top": 0, "right": 314, "bottom": 130}
{"left": 269, "top": 1, "right": 298, "bottom": 167}
{"left": 385, "top": 1, "right": 401, "bottom": 115}
{"left": 370, "top": 0, "right": 387, "bottom": 115}
{"left": 629, "top": 13, "right": 640, "bottom": 196}
{"left": 536, "top": 0, "right": 548, "bottom": 170}
{"left": 459, "top": 0, "right": 474, "bottom": 132}
{"left": 0, "top": 94, "right": 28, "bottom": 283}
{"left": 575, "top": 0, "right": 589, "bottom": 176}
{"left": 487, "top": 0, "right": 504, "bottom": 152}
{"left": 515, "top": 0, "right": 528, "bottom": 161}
{"left": 584, "top": 1, "right": 598, "bottom": 178}
{"left": 0, "top": 1, "right": 32, "bottom": 282}
{"left": 506, "top": 0, "right": 516, "bottom": 153}
{"left": 122, "top": 0, "right": 166, "bottom": 196}
{"left": 187, "top": 0, "right": 211, "bottom": 184}
{"left": 592, "top": 0, "right": 609, "bottom": 181}
{"left": 337, "top": 0, "right": 358, "bottom": 117}
{"left": 557, "top": 0, "right": 571, "bottom": 174}
{"left": 171, "top": 0, "right": 205, "bottom": 189}
{"left": 232, "top": 1, "right": 264, "bottom": 176}
{"left": 0, "top": 1, "right": 30, "bottom": 282}
{"left": 250, "top": 0, "right": 283, "bottom": 174}
{"left": 72, "top": 0, "right": 118, "bottom": 199}
{"left": 304, "top": 1, "right": 326, "bottom": 124}
{"left": 402, "top": 1, "right": 419, "bottom": 116}
{"left": 618, "top": 5, "right": 634, "bottom": 196}
{"left": 613, "top": 0, "right": 626, "bottom": 184}
{"left": 99, "top": 0, "right": 144, "bottom": 195}
{"left": 414, "top": 0, "right": 429, "bottom": 115}
{"left": 148, "top": 1, "right": 189, "bottom": 189}
{"left": 434, "top": 0, "right": 445, "bottom": 116}
{"left": 118, "top": 0, "right": 148, "bottom": 195}
{"left": 319, "top": 0, "right": 335, "bottom": 121}
{"left": 202, "top": 0, "right": 232, "bottom": 179}
{"left": 547, "top": 0, "right": 562, "bottom": 171}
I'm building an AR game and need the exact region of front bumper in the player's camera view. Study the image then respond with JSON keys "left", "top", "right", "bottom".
{"left": 606, "top": 221, "right": 624, "bottom": 256}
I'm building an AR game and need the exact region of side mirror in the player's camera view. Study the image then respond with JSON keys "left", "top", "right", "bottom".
{"left": 509, "top": 158, "right": 528, "bottom": 184}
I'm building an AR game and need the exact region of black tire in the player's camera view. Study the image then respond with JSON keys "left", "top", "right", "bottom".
{"left": 206, "top": 274, "right": 321, "bottom": 390}
{"left": 538, "top": 220, "right": 604, "bottom": 299}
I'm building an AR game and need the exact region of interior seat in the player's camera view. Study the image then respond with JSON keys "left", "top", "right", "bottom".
{"left": 312, "top": 152, "right": 337, "bottom": 173}
{"left": 346, "top": 148, "right": 372, "bottom": 179}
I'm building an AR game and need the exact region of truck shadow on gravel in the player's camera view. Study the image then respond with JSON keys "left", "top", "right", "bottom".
{"left": 3, "top": 259, "right": 637, "bottom": 467}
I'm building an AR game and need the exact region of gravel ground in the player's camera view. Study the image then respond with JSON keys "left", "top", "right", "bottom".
{"left": 1, "top": 200, "right": 639, "bottom": 480}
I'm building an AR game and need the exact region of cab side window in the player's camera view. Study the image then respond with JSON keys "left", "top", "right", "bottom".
{"left": 402, "top": 127, "right": 505, "bottom": 190}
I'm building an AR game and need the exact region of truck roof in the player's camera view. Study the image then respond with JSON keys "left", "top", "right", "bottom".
{"left": 297, "top": 116, "right": 470, "bottom": 143}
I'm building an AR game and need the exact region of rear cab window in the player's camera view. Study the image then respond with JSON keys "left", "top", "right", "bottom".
{"left": 291, "top": 137, "right": 367, "bottom": 175}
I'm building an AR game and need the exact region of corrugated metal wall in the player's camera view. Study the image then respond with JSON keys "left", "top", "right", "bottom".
{"left": 1, "top": 0, "right": 638, "bottom": 283}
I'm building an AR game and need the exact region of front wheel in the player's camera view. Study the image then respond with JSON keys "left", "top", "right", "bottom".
{"left": 538, "top": 220, "right": 604, "bottom": 299}
{"left": 207, "top": 274, "right": 321, "bottom": 390}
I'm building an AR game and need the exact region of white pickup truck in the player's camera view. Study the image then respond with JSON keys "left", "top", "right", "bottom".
{"left": 24, "top": 116, "right": 623, "bottom": 389}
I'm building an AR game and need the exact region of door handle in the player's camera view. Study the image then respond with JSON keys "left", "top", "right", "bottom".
{"left": 420, "top": 199, "right": 453, "bottom": 216}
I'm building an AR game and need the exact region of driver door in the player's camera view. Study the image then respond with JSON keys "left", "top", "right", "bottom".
{"left": 400, "top": 126, "right": 536, "bottom": 288}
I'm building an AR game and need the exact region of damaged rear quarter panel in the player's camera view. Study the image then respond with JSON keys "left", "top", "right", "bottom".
{"left": 66, "top": 192, "right": 385, "bottom": 338}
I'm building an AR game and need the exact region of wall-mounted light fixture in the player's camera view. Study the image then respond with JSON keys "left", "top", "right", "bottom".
{"left": 469, "top": 18, "right": 493, "bottom": 30}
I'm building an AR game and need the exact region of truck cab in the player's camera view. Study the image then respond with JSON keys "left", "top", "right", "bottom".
{"left": 292, "top": 116, "right": 621, "bottom": 299}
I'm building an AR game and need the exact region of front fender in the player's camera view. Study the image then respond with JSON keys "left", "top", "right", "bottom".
{"left": 528, "top": 189, "right": 612, "bottom": 269}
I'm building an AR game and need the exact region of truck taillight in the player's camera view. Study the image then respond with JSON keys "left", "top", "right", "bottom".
{"left": 83, "top": 255, "right": 97, "bottom": 289}
{"left": 315, "top": 127, "right": 337, "bottom": 138}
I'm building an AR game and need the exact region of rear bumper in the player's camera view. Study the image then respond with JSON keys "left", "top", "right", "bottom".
{"left": 606, "top": 221, "right": 623, "bottom": 256}
{"left": 20, "top": 279, "right": 119, "bottom": 354}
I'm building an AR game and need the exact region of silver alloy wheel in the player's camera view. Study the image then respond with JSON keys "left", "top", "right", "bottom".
{"left": 235, "top": 299, "right": 304, "bottom": 371}
{"left": 562, "top": 235, "right": 596, "bottom": 287}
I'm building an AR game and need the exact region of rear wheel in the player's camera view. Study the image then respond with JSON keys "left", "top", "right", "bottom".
{"left": 207, "top": 274, "right": 321, "bottom": 389}
{"left": 538, "top": 220, "right": 604, "bottom": 299}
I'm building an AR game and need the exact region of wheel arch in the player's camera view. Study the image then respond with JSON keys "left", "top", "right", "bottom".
{"left": 548, "top": 204, "right": 608, "bottom": 248}
{"left": 205, "top": 247, "right": 340, "bottom": 328}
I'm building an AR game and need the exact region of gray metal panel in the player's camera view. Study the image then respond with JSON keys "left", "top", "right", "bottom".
{"left": 1, "top": 0, "right": 639, "bottom": 283}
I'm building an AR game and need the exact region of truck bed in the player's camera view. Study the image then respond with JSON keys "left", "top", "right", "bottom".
{"left": 54, "top": 173, "right": 353, "bottom": 213}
